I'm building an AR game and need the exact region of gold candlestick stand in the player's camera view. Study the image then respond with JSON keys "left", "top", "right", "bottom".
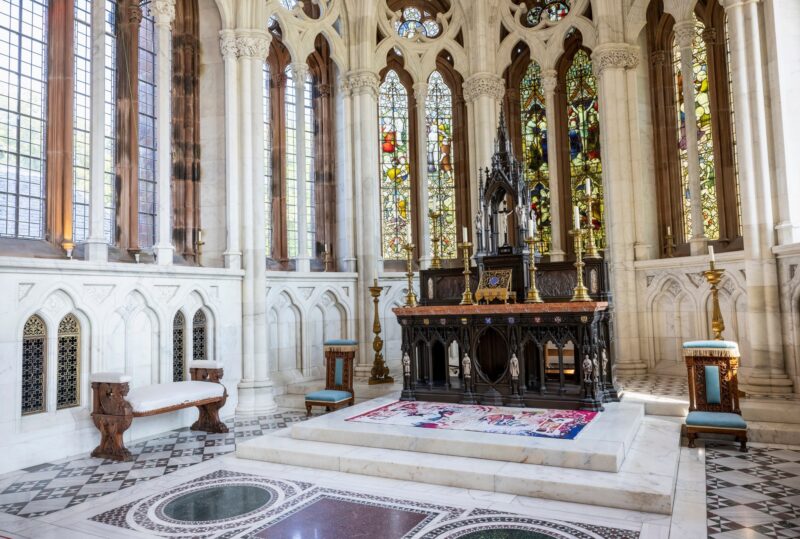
{"left": 664, "top": 231, "right": 676, "bottom": 258}
{"left": 402, "top": 242, "right": 418, "bottom": 308}
{"left": 430, "top": 210, "right": 442, "bottom": 269}
{"left": 323, "top": 250, "right": 333, "bottom": 272}
{"left": 458, "top": 241, "right": 474, "bottom": 305}
{"left": 368, "top": 279, "right": 394, "bottom": 385}
{"left": 569, "top": 227, "right": 591, "bottom": 302}
{"left": 703, "top": 261, "right": 726, "bottom": 340}
{"left": 582, "top": 192, "right": 601, "bottom": 259}
{"left": 524, "top": 237, "right": 543, "bottom": 303}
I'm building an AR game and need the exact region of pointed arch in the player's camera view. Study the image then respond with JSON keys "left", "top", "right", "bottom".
{"left": 192, "top": 309, "right": 207, "bottom": 361}
{"left": 56, "top": 313, "right": 81, "bottom": 409}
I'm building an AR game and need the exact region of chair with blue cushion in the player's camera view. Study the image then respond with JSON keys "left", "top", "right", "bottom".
{"left": 305, "top": 339, "right": 357, "bottom": 416}
{"left": 683, "top": 340, "right": 747, "bottom": 452}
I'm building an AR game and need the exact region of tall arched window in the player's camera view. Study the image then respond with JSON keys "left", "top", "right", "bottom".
{"left": 22, "top": 315, "right": 46, "bottom": 415}
{"left": 104, "top": 0, "right": 117, "bottom": 244}
{"left": 192, "top": 309, "right": 207, "bottom": 361}
{"left": 56, "top": 314, "right": 80, "bottom": 409}
{"left": 172, "top": 311, "right": 185, "bottom": 381}
{"left": 263, "top": 63, "right": 273, "bottom": 255}
{"left": 425, "top": 71, "right": 457, "bottom": 259}
{"left": 73, "top": 0, "right": 92, "bottom": 243}
{"left": 137, "top": 10, "right": 158, "bottom": 249}
{"left": 379, "top": 70, "right": 412, "bottom": 261}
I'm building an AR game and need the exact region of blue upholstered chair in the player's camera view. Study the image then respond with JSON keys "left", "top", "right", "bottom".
{"left": 305, "top": 340, "right": 357, "bottom": 416}
{"left": 683, "top": 340, "right": 747, "bottom": 452}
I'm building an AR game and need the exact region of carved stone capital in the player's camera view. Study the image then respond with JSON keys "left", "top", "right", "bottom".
{"left": 126, "top": 2, "right": 143, "bottom": 25}
{"left": 236, "top": 30, "right": 271, "bottom": 59}
{"left": 650, "top": 49, "right": 668, "bottom": 66}
{"left": 673, "top": 20, "right": 697, "bottom": 49}
{"left": 219, "top": 30, "right": 238, "bottom": 60}
{"left": 591, "top": 44, "right": 640, "bottom": 76}
{"left": 149, "top": 0, "right": 176, "bottom": 26}
{"left": 288, "top": 62, "right": 310, "bottom": 81}
{"left": 338, "top": 78, "right": 352, "bottom": 97}
{"left": 541, "top": 69, "right": 558, "bottom": 93}
{"left": 318, "top": 83, "right": 332, "bottom": 98}
{"left": 702, "top": 27, "right": 719, "bottom": 46}
{"left": 413, "top": 81, "right": 428, "bottom": 103}
{"left": 462, "top": 74, "right": 505, "bottom": 102}
{"left": 346, "top": 70, "right": 381, "bottom": 98}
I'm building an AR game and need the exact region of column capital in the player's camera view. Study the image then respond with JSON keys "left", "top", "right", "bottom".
{"left": 149, "top": 0, "right": 175, "bottom": 26}
{"left": 345, "top": 70, "right": 381, "bottom": 98}
{"left": 288, "top": 61, "right": 310, "bottom": 81}
{"left": 649, "top": 49, "right": 668, "bottom": 67}
{"left": 219, "top": 30, "right": 238, "bottom": 60}
{"left": 463, "top": 73, "right": 505, "bottom": 102}
{"left": 124, "top": 1, "right": 143, "bottom": 25}
{"left": 413, "top": 81, "right": 428, "bottom": 103}
{"left": 673, "top": 20, "right": 697, "bottom": 48}
{"left": 235, "top": 29, "right": 271, "bottom": 59}
{"left": 701, "top": 27, "right": 719, "bottom": 46}
{"left": 541, "top": 69, "right": 558, "bottom": 93}
{"left": 591, "top": 44, "right": 640, "bottom": 76}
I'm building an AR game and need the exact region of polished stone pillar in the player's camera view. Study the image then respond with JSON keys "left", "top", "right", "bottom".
{"left": 150, "top": 0, "right": 176, "bottom": 265}
{"left": 541, "top": 70, "right": 565, "bottom": 261}
{"left": 220, "top": 31, "right": 241, "bottom": 269}
{"left": 289, "top": 62, "right": 311, "bottom": 273}
{"left": 413, "top": 81, "right": 432, "bottom": 269}
{"left": 335, "top": 75, "right": 357, "bottom": 272}
{"left": 722, "top": 0, "right": 791, "bottom": 394}
{"left": 674, "top": 20, "right": 707, "bottom": 255}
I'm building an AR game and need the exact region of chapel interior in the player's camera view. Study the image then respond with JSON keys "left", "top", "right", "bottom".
{"left": 2, "top": 0, "right": 800, "bottom": 537}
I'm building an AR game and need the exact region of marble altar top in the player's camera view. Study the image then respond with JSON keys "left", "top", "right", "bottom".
{"left": 392, "top": 302, "right": 609, "bottom": 316}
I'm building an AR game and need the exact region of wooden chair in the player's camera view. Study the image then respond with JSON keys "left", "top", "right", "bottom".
{"left": 683, "top": 340, "right": 747, "bottom": 452}
{"left": 305, "top": 339, "right": 357, "bottom": 416}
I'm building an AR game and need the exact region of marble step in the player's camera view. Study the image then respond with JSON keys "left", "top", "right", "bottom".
{"left": 289, "top": 397, "right": 644, "bottom": 472}
{"left": 236, "top": 415, "right": 681, "bottom": 515}
{"left": 748, "top": 421, "right": 800, "bottom": 445}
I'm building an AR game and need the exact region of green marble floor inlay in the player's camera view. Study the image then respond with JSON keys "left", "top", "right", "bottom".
{"left": 459, "top": 530, "right": 554, "bottom": 539}
{"left": 162, "top": 485, "right": 273, "bottom": 522}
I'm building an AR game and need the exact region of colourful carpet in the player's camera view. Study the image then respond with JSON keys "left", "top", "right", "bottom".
{"left": 346, "top": 401, "right": 597, "bottom": 440}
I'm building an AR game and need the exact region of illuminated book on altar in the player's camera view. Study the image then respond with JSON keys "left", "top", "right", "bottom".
{"left": 397, "top": 113, "right": 618, "bottom": 411}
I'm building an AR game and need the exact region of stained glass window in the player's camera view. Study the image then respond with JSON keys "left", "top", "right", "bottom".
{"left": 725, "top": 15, "right": 741, "bottom": 236}
{"left": 425, "top": 71, "right": 456, "bottom": 259}
{"left": 57, "top": 314, "right": 80, "bottom": 409}
{"left": 565, "top": 49, "right": 604, "bottom": 247}
{"left": 263, "top": 64, "right": 272, "bottom": 255}
{"left": 0, "top": 0, "right": 48, "bottom": 239}
{"left": 673, "top": 18, "right": 718, "bottom": 241}
{"left": 379, "top": 70, "right": 412, "bottom": 260}
{"left": 22, "top": 315, "right": 46, "bottom": 415}
{"left": 173, "top": 311, "right": 185, "bottom": 381}
{"left": 104, "top": 0, "right": 117, "bottom": 244}
{"left": 394, "top": 7, "right": 440, "bottom": 39}
{"left": 519, "top": 61, "right": 550, "bottom": 251}
{"left": 192, "top": 309, "right": 207, "bottom": 361}
{"left": 138, "top": 11, "right": 158, "bottom": 248}
{"left": 526, "top": 0, "right": 571, "bottom": 27}
{"left": 72, "top": 0, "right": 91, "bottom": 243}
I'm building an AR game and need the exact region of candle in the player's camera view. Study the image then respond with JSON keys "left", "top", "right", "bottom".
{"left": 666, "top": 225, "right": 672, "bottom": 236}
{"left": 585, "top": 178, "right": 591, "bottom": 197}
{"left": 708, "top": 245, "right": 715, "bottom": 264}
{"left": 373, "top": 278, "right": 378, "bottom": 287}
{"left": 324, "top": 243, "right": 330, "bottom": 254}
{"left": 528, "top": 218, "right": 535, "bottom": 239}
{"left": 406, "top": 226, "right": 412, "bottom": 246}
{"left": 574, "top": 206, "right": 580, "bottom": 230}
{"left": 462, "top": 226, "right": 468, "bottom": 242}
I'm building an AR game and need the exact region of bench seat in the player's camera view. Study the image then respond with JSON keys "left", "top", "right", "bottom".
{"left": 128, "top": 381, "right": 226, "bottom": 415}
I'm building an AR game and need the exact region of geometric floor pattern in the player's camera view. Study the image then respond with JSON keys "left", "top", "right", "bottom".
{"left": 0, "top": 411, "right": 308, "bottom": 519}
{"left": 706, "top": 443, "right": 800, "bottom": 538}
{"left": 90, "top": 468, "right": 641, "bottom": 539}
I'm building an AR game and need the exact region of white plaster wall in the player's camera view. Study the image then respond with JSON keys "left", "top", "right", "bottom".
{"left": 0, "top": 258, "right": 243, "bottom": 474}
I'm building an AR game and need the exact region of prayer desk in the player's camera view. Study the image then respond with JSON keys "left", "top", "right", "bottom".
{"left": 394, "top": 303, "right": 619, "bottom": 411}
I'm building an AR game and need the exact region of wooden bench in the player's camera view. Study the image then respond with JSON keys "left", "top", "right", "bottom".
{"left": 89, "top": 360, "right": 228, "bottom": 461}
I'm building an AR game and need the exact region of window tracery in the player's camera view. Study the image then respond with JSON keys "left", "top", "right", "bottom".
{"left": 173, "top": 311, "right": 185, "bottom": 381}
{"left": 394, "top": 7, "right": 441, "bottom": 39}
{"left": 524, "top": 0, "right": 571, "bottom": 28}
{"left": 56, "top": 314, "right": 80, "bottom": 409}
{"left": 192, "top": 309, "right": 207, "bottom": 361}
{"left": 22, "top": 315, "right": 46, "bottom": 415}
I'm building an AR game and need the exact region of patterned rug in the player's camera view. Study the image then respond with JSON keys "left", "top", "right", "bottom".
{"left": 346, "top": 401, "right": 597, "bottom": 440}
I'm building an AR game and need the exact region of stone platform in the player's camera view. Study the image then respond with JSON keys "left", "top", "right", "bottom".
{"left": 236, "top": 397, "right": 682, "bottom": 514}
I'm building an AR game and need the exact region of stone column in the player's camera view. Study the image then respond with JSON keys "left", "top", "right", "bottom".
{"left": 289, "top": 62, "right": 311, "bottom": 273}
{"left": 674, "top": 20, "right": 707, "bottom": 255}
{"left": 541, "top": 70, "right": 565, "bottom": 261}
{"left": 463, "top": 73, "right": 505, "bottom": 228}
{"left": 335, "top": 76, "right": 357, "bottom": 272}
{"left": 220, "top": 31, "right": 241, "bottom": 269}
{"left": 150, "top": 0, "right": 175, "bottom": 265}
{"left": 413, "top": 81, "right": 432, "bottom": 269}
{"left": 236, "top": 30, "right": 277, "bottom": 413}
{"left": 86, "top": 0, "right": 109, "bottom": 262}
{"left": 347, "top": 70, "right": 382, "bottom": 377}
{"left": 722, "top": 0, "right": 791, "bottom": 394}
{"left": 591, "top": 44, "right": 648, "bottom": 375}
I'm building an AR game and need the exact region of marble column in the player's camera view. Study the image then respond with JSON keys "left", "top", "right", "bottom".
{"left": 541, "top": 70, "right": 565, "bottom": 261}
{"left": 335, "top": 76, "right": 357, "bottom": 272}
{"left": 463, "top": 73, "right": 505, "bottom": 231}
{"left": 722, "top": 0, "right": 791, "bottom": 394}
{"left": 673, "top": 20, "right": 707, "bottom": 255}
{"left": 235, "top": 30, "right": 277, "bottom": 413}
{"left": 413, "top": 81, "right": 432, "bottom": 269}
{"left": 591, "top": 44, "right": 648, "bottom": 375}
{"left": 347, "top": 70, "right": 381, "bottom": 377}
{"left": 220, "top": 31, "right": 241, "bottom": 269}
{"left": 86, "top": 0, "right": 109, "bottom": 262}
{"left": 150, "top": 0, "right": 175, "bottom": 265}
{"left": 289, "top": 62, "right": 311, "bottom": 273}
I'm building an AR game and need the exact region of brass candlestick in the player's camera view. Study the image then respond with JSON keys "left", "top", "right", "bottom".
{"left": 458, "top": 241, "right": 474, "bottom": 305}
{"left": 569, "top": 227, "right": 591, "bottom": 302}
{"left": 430, "top": 209, "right": 442, "bottom": 269}
{"left": 703, "top": 261, "right": 726, "bottom": 340}
{"left": 524, "top": 236, "right": 543, "bottom": 303}
{"left": 368, "top": 279, "right": 394, "bottom": 385}
{"left": 664, "top": 230, "right": 676, "bottom": 258}
{"left": 402, "top": 242, "right": 418, "bottom": 308}
{"left": 582, "top": 192, "right": 601, "bottom": 259}
{"left": 323, "top": 246, "right": 333, "bottom": 272}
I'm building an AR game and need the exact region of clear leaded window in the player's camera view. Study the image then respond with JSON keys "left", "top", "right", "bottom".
{"left": 519, "top": 61, "right": 550, "bottom": 251}
{"left": 72, "top": 0, "right": 91, "bottom": 243}
{"left": 0, "top": 0, "right": 48, "bottom": 239}
{"left": 303, "top": 72, "right": 315, "bottom": 256}
{"left": 173, "top": 311, "right": 185, "bottom": 381}
{"left": 425, "top": 71, "right": 456, "bottom": 259}
{"left": 137, "top": 10, "right": 157, "bottom": 248}
{"left": 192, "top": 310, "right": 207, "bottom": 361}
{"left": 22, "top": 315, "right": 46, "bottom": 415}
{"left": 285, "top": 67, "right": 299, "bottom": 257}
{"left": 104, "top": 0, "right": 117, "bottom": 244}
{"left": 263, "top": 63, "right": 272, "bottom": 255}
{"left": 56, "top": 314, "right": 80, "bottom": 409}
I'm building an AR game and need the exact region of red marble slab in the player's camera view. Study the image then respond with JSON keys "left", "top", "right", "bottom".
{"left": 392, "top": 302, "right": 608, "bottom": 317}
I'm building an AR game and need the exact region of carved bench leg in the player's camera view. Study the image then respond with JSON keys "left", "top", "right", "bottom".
{"left": 687, "top": 431, "right": 697, "bottom": 448}
{"left": 91, "top": 414, "right": 134, "bottom": 461}
{"left": 191, "top": 399, "right": 229, "bottom": 433}
{"left": 739, "top": 435, "right": 748, "bottom": 453}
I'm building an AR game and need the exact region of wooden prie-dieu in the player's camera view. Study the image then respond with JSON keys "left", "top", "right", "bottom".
{"left": 394, "top": 302, "right": 618, "bottom": 411}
